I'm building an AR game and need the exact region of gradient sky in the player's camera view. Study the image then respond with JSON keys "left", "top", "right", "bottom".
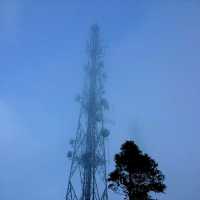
{"left": 1, "top": 0, "right": 200, "bottom": 200}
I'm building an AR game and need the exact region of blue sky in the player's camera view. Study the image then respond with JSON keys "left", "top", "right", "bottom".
{"left": 0, "top": 0, "right": 200, "bottom": 200}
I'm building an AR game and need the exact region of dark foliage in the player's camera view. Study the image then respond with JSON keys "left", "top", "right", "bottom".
{"left": 108, "top": 141, "right": 166, "bottom": 200}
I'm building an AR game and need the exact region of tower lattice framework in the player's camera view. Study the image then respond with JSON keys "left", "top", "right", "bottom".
{"left": 66, "top": 25, "right": 109, "bottom": 200}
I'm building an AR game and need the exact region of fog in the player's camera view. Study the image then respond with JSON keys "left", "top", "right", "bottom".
{"left": 1, "top": 1, "right": 200, "bottom": 200}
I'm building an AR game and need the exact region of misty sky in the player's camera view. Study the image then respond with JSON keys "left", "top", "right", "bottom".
{"left": 1, "top": 0, "right": 200, "bottom": 200}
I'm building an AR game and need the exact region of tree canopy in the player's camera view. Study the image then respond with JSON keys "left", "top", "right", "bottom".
{"left": 108, "top": 141, "right": 166, "bottom": 200}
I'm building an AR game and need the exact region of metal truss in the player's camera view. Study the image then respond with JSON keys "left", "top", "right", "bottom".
{"left": 66, "top": 25, "right": 109, "bottom": 200}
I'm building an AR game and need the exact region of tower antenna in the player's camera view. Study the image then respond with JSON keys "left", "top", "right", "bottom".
{"left": 66, "top": 24, "right": 110, "bottom": 200}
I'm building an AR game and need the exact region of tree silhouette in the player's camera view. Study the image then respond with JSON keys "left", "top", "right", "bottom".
{"left": 108, "top": 141, "right": 166, "bottom": 200}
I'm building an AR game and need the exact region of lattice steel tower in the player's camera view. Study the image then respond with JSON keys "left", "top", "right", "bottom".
{"left": 66, "top": 25, "right": 110, "bottom": 200}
